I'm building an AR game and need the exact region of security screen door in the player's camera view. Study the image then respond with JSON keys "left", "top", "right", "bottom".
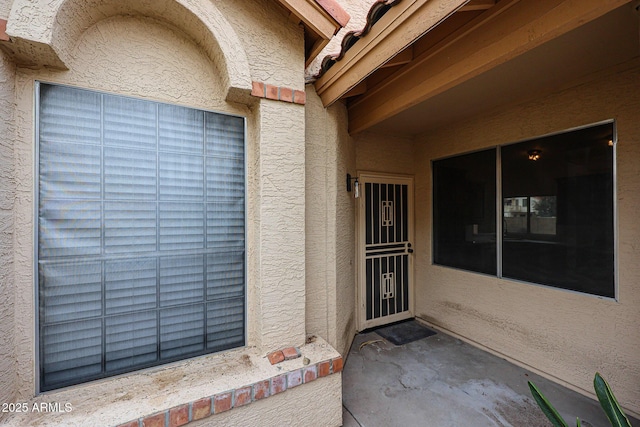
{"left": 358, "top": 173, "right": 414, "bottom": 330}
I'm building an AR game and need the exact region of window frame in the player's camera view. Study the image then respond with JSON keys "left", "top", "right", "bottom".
{"left": 431, "top": 119, "right": 618, "bottom": 300}
{"left": 431, "top": 147, "right": 498, "bottom": 276}
{"left": 34, "top": 81, "right": 249, "bottom": 392}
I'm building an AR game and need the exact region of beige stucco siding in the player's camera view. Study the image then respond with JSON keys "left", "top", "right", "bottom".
{"left": 305, "top": 89, "right": 357, "bottom": 357}
{"left": 0, "top": 1, "right": 9, "bottom": 18}
{"left": 305, "top": 87, "right": 333, "bottom": 343}
{"left": 11, "top": 14, "right": 249, "bottom": 401}
{"left": 333, "top": 100, "right": 357, "bottom": 355}
{"left": 216, "top": 1, "right": 304, "bottom": 90}
{"left": 413, "top": 60, "right": 640, "bottom": 415}
{"left": 0, "top": 48, "right": 16, "bottom": 410}
{"left": 0, "top": 0, "right": 341, "bottom": 424}
{"left": 255, "top": 98, "right": 306, "bottom": 350}
{"left": 355, "top": 131, "right": 416, "bottom": 174}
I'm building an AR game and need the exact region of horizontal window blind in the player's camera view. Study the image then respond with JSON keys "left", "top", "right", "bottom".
{"left": 37, "top": 83, "right": 246, "bottom": 391}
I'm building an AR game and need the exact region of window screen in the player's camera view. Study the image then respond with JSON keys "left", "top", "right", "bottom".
{"left": 501, "top": 122, "right": 615, "bottom": 297}
{"left": 432, "top": 122, "right": 615, "bottom": 298}
{"left": 37, "top": 83, "right": 245, "bottom": 391}
{"left": 433, "top": 149, "right": 497, "bottom": 275}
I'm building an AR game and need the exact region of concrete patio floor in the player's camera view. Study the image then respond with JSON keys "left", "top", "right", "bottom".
{"left": 341, "top": 322, "right": 639, "bottom": 427}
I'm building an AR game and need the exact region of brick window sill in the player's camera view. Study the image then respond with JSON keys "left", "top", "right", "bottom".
{"left": 3, "top": 337, "right": 342, "bottom": 427}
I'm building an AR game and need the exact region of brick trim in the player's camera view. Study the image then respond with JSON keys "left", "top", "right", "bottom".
{"left": 0, "top": 19, "right": 10, "bottom": 42}
{"left": 250, "top": 81, "right": 306, "bottom": 105}
{"left": 116, "top": 356, "right": 343, "bottom": 427}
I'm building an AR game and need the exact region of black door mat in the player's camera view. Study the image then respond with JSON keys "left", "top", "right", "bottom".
{"left": 373, "top": 319, "right": 436, "bottom": 346}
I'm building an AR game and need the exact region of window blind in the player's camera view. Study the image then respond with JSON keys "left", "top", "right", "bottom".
{"left": 37, "top": 83, "right": 245, "bottom": 391}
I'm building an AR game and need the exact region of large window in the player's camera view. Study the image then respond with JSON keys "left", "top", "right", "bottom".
{"left": 433, "top": 149, "right": 497, "bottom": 275}
{"left": 37, "top": 83, "right": 246, "bottom": 391}
{"left": 433, "top": 122, "right": 615, "bottom": 298}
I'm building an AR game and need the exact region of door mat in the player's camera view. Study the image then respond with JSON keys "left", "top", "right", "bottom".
{"left": 374, "top": 320, "right": 436, "bottom": 346}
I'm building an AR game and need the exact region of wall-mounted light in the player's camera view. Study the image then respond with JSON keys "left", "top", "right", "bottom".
{"left": 346, "top": 173, "right": 359, "bottom": 198}
{"left": 527, "top": 149, "right": 541, "bottom": 161}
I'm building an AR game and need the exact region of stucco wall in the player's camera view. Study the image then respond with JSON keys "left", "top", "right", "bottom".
{"left": 334, "top": 100, "right": 357, "bottom": 356}
{"left": 12, "top": 14, "right": 249, "bottom": 401}
{"left": 216, "top": 1, "right": 303, "bottom": 89}
{"left": 0, "top": 48, "right": 16, "bottom": 420}
{"left": 1, "top": 0, "right": 341, "bottom": 424}
{"left": 255, "top": 98, "right": 306, "bottom": 351}
{"left": 414, "top": 59, "right": 640, "bottom": 416}
{"left": 305, "top": 87, "right": 332, "bottom": 343}
{"left": 305, "top": 88, "right": 357, "bottom": 357}
{"left": 355, "top": 131, "right": 416, "bottom": 174}
{"left": 0, "top": 0, "right": 10, "bottom": 18}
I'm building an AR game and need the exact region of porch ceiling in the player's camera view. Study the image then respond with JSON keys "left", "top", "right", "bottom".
{"left": 313, "top": 0, "right": 639, "bottom": 136}
{"left": 363, "top": 2, "right": 640, "bottom": 137}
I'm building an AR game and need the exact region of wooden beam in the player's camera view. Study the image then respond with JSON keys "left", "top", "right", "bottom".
{"left": 344, "top": 81, "right": 367, "bottom": 98}
{"left": 348, "top": 0, "right": 631, "bottom": 134}
{"left": 459, "top": 0, "right": 495, "bottom": 12}
{"left": 274, "top": 0, "right": 342, "bottom": 40}
{"left": 306, "top": 37, "right": 329, "bottom": 68}
{"left": 380, "top": 47, "right": 414, "bottom": 68}
{"left": 314, "top": 0, "right": 469, "bottom": 107}
{"left": 288, "top": 12, "right": 302, "bottom": 25}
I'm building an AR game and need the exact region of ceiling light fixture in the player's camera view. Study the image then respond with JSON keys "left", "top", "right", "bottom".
{"left": 528, "top": 149, "right": 541, "bottom": 161}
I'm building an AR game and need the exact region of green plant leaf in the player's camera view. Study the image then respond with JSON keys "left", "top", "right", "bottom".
{"left": 594, "top": 373, "right": 632, "bottom": 427}
{"left": 528, "top": 381, "right": 569, "bottom": 427}
{"left": 576, "top": 417, "right": 581, "bottom": 427}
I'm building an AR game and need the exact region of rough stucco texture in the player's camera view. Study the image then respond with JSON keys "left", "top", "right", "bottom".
{"left": 12, "top": 15, "right": 247, "bottom": 400}
{"left": 6, "top": 0, "right": 255, "bottom": 98}
{"left": 334, "top": 104, "right": 357, "bottom": 356}
{"left": 305, "top": 87, "right": 331, "bottom": 343}
{"left": 0, "top": 48, "right": 16, "bottom": 420}
{"left": 355, "top": 131, "right": 416, "bottom": 175}
{"left": 305, "top": 88, "right": 357, "bottom": 356}
{"left": 257, "top": 99, "right": 306, "bottom": 350}
{"left": 68, "top": 16, "right": 228, "bottom": 107}
{"left": 217, "top": 0, "right": 304, "bottom": 89}
{"left": 413, "top": 61, "right": 640, "bottom": 416}
{"left": 8, "top": 5, "right": 318, "bottom": 426}
{"left": 0, "top": 0, "right": 11, "bottom": 19}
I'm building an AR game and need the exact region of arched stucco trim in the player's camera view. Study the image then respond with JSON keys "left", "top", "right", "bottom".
{"left": 5, "top": 0, "right": 252, "bottom": 102}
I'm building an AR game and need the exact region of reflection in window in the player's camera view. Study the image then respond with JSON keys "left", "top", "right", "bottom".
{"left": 531, "top": 196, "right": 556, "bottom": 235}
{"left": 501, "top": 122, "right": 614, "bottom": 297}
{"left": 433, "top": 121, "right": 615, "bottom": 298}
{"left": 433, "top": 148, "right": 496, "bottom": 275}
{"left": 503, "top": 196, "right": 556, "bottom": 236}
